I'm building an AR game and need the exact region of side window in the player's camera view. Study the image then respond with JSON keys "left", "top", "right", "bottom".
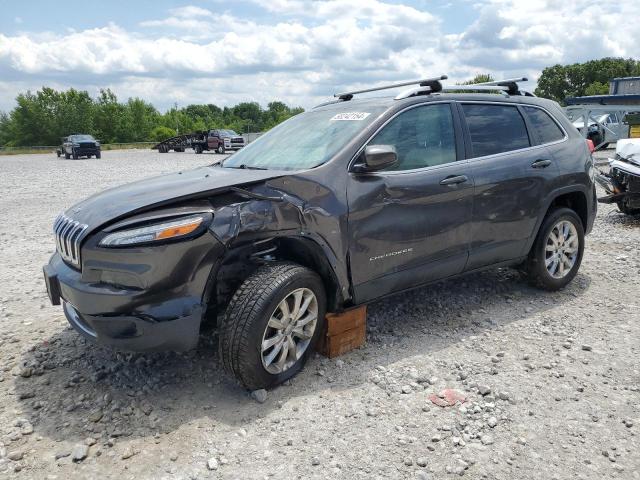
{"left": 523, "top": 106, "right": 565, "bottom": 145}
{"left": 462, "top": 104, "right": 530, "bottom": 157}
{"left": 369, "top": 103, "right": 457, "bottom": 171}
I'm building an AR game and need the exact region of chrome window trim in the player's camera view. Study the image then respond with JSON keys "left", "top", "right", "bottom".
{"left": 349, "top": 100, "right": 570, "bottom": 176}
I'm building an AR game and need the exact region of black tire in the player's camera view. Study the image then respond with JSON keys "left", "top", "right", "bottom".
{"left": 216, "top": 144, "right": 225, "bottom": 154}
{"left": 64, "top": 152, "right": 70, "bottom": 159}
{"left": 524, "top": 207, "right": 584, "bottom": 291}
{"left": 56, "top": 150, "right": 61, "bottom": 158}
{"left": 159, "top": 145, "right": 167, "bottom": 153}
{"left": 96, "top": 152, "right": 101, "bottom": 159}
{"left": 219, "top": 262, "right": 326, "bottom": 390}
{"left": 72, "top": 150, "right": 78, "bottom": 160}
{"left": 194, "top": 144, "right": 203, "bottom": 154}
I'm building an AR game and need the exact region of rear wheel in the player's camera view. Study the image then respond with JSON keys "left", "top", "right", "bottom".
{"left": 219, "top": 262, "right": 326, "bottom": 390}
{"left": 524, "top": 207, "right": 584, "bottom": 290}
{"left": 72, "top": 149, "right": 78, "bottom": 160}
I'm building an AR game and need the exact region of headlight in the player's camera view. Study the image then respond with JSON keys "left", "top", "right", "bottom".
{"left": 99, "top": 215, "right": 205, "bottom": 247}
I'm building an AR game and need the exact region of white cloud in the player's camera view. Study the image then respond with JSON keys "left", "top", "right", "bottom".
{"left": 0, "top": 0, "right": 638, "bottom": 112}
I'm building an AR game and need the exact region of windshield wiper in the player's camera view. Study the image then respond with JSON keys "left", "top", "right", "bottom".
{"left": 226, "top": 164, "right": 268, "bottom": 170}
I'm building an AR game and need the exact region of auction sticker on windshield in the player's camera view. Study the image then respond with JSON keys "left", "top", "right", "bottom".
{"left": 330, "top": 112, "right": 371, "bottom": 121}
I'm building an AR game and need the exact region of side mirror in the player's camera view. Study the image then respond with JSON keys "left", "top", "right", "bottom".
{"left": 353, "top": 145, "right": 398, "bottom": 173}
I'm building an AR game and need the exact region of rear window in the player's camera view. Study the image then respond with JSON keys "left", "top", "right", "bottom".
{"left": 523, "top": 106, "right": 565, "bottom": 145}
{"left": 462, "top": 104, "right": 530, "bottom": 157}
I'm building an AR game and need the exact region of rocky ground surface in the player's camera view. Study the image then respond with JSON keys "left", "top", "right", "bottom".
{"left": 0, "top": 149, "right": 638, "bottom": 479}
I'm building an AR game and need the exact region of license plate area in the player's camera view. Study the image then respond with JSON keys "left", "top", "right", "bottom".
{"left": 43, "top": 265, "right": 61, "bottom": 305}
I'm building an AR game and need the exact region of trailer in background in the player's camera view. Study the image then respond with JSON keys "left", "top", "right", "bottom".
{"left": 152, "top": 129, "right": 249, "bottom": 154}
{"left": 152, "top": 132, "right": 205, "bottom": 153}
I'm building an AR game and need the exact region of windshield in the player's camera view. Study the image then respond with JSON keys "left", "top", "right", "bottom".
{"left": 70, "top": 135, "right": 95, "bottom": 142}
{"left": 220, "top": 130, "right": 238, "bottom": 137}
{"left": 222, "top": 106, "right": 387, "bottom": 170}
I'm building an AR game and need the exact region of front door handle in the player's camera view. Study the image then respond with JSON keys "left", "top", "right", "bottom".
{"left": 440, "top": 175, "right": 469, "bottom": 186}
{"left": 531, "top": 159, "right": 552, "bottom": 169}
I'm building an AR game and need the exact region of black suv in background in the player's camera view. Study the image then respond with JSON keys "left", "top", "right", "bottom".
{"left": 58, "top": 134, "right": 101, "bottom": 159}
{"left": 43, "top": 77, "right": 596, "bottom": 390}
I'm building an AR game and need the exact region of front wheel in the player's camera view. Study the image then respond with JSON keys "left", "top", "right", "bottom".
{"left": 524, "top": 207, "right": 584, "bottom": 290}
{"left": 72, "top": 150, "right": 78, "bottom": 160}
{"left": 219, "top": 262, "right": 326, "bottom": 390}
{"left": 216, "top": 144, "right": 225, "bottom": 154}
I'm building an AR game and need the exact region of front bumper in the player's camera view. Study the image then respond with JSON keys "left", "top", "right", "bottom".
{"left": 596, "top": 164, "right": 640, "bottom": 210}
{"left": 43, "top": 232, "right": 224, "bottom": 352}
{"left": 73, "top": 148, "right": 100, "bottom": 156}
{"left": 62, "top": 301, "right": 201, "bottom": 351}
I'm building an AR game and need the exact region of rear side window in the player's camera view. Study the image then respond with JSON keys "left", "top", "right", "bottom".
{"left": 462, "top": 104, "right": 530, "bottom": 157}
{"left": 523, "top": 106, "right": 565, "bottom": 145}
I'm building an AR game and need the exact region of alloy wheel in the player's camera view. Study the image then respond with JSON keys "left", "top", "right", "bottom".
{"left": 261, "top": 288, "right": 318, "bottom": 374}
{"left": 545, "top": 220, "right": 579, "bottom": 279}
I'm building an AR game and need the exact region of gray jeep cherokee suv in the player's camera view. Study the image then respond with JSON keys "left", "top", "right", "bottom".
{"left": 43, "top": 77, "right": 596, "bottom": 390}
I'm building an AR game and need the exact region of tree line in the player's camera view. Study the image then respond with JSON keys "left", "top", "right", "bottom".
{"left": 0, "top": 88, "right": 304, "bottom": 147}
{"left": 534, "top": 57, "right": 640, "bottom": 103}
{"left": 1, "top": 57, "right": 638, "bottom": 147}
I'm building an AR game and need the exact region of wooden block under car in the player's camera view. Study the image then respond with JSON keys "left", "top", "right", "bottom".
{"left": 317, "top": 305, "right": 367, "bottom": 358}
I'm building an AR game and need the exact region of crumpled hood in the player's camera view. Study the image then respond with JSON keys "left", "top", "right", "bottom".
{"left": 63, "top": 165, "right": 285, "bottom": 232}
{"left": 615, "top": 139, "right": 640, "bottom": 167}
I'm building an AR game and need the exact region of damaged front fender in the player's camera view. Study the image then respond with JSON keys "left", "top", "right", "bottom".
{"left": 208, "top": 176, "right": 352, "bottom": 309}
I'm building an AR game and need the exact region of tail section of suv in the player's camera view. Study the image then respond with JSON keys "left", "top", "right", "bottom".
{"left": 43, "top": 77, "right": 596, "bottom": 390}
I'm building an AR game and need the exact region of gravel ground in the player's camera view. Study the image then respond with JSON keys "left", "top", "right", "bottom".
{"left": 0, "top": 148, "right": 638, "bottom": 479}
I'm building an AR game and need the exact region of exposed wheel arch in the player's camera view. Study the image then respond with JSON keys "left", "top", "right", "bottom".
{"left": 547, "top": 191, "right": 588, "bottom": 229}
{"left": 523, "top": 187, "right": 590, "bottom": 257}
{"left": 205, "top": 235, "right": 345, "bottom": 323}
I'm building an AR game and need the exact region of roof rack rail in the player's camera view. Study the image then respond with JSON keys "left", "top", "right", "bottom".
{"left": 395, "top": 84, "right": 510, "bottom": 100}
{"left": 333, "top": 75, "right": 448, "bottom": 101}
{"left": 314, "top": 75, "right": 534, "bottom": 108}
{"left": 471, "top": 77, "right": 532, "bottom": 96}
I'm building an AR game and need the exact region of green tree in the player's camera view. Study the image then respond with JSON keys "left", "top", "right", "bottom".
{"left": 584, "top": 81, "right": 610, "bottom": 96}
{"left": 461, "top": 74, "right": 494, "bottom": 85}
{"left": 535, "top": 57, "right": 640, "bottom": 103}
{"left": 150, "top": 125, "right": 176, "bottom": 142}
{"left": 0, "top": 86, "right": 303, "bottom": 147}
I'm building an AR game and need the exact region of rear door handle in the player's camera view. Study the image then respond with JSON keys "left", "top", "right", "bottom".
{"left": 531, "top": 159, "right": 552, "bottom": 169}
{"left": 440, "top": 175, "right": 469, "bottom": 186}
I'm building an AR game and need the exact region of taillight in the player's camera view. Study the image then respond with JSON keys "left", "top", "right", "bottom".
{"left": 586, "top": 139, "right": 595, "bottom": 153}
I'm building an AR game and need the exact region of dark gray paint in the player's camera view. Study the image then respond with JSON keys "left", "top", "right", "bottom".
{"left": 44, "top": 92, "right": 597, "bottom": 351}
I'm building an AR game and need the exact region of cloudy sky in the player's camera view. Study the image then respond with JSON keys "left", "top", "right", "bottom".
{"left": 0, "top": 0, "right": 639, "bottom": 112}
